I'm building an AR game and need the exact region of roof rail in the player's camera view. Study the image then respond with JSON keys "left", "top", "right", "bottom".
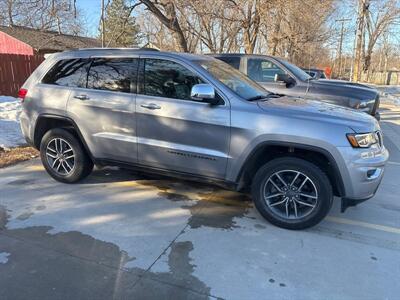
{"left": 69, "top": 47, "right": 160, "bottom": 52}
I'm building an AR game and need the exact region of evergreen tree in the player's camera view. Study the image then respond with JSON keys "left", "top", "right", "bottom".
{"left": 103, "top": 0, "right": 140, "bottom": 47}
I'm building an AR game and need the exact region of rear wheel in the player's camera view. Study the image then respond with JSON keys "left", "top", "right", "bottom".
{"left": 251, "top": 157, "right": 333, "bottom": 230}
{"left": 40, "top": 128, "right": 93, "bottom": 183}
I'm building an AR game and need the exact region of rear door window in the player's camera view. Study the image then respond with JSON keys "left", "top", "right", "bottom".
{"left": 42, "top": 59, "right": 90, "bottom": 87}
{"left": 87, "top": 58, "right": 138, "bottom": 93}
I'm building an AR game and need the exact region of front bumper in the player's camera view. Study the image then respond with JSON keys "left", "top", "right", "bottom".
{"left": 337, "top": 144, "right": 389, "bottom": 211}
{"left": 341, "top": 195, "right": 377, "bottom": 212}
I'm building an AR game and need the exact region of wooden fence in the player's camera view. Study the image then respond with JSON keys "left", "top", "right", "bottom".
{"left": 0, "top": 54, "right": 44, "bottom": 97}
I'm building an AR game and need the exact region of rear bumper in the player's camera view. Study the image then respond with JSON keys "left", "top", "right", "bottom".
{"left": 19, "top": 110, "right": 35, "bottom": 147}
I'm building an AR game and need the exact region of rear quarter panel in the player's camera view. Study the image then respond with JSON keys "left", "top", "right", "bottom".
{"left": 20, "top": 56, "right": 71, "bottom": 144}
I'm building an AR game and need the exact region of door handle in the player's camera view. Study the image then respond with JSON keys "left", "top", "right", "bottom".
{"left": 74, "top": 94, "right": 89, "bottom": 100}
{"left": 141, "top": 103, "right": 161, "bottom": 110}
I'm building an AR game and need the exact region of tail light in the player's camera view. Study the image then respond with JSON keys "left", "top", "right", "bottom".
{"left": 18, "top": 88, "right": 28, "bottom": 102}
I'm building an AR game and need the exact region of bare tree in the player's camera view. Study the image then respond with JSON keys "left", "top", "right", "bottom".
{"left": 236, "top": 0, "right": 262, "bottom": 53}
{"left": 0, "top": 0, "right": 86, "bottom": 35}
{"left": 0, "top": 0, "right": 23, "bottom": 26}
{"left": 363, "top": 0, "right": 400, "bottom": 73}
{"left": 178, "top": 0, "right": 241, "bottom": 53}
{"left": 262, "top": 0, "right": 335, "bottom": 65}
{"left": 135, "top": 0, "right": 334, "bottom": 58}
{"left": 138, "top": 0, "right": 189, "bottom": 52}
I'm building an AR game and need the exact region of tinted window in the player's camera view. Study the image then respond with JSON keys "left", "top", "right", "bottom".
{"left": 196, "top": 59, "right": 269, "bottom": 101}
{"left": 42, "top": 59, "right": 89, "bottom": 87}
{"left": 87, "top": 58, "right": 137, "bottom": 93}
{"left": 278, "top": 59, "right": 311, "bottom": 81}
{"left": 216, "top": 56, "right": 241, "bottom": 70}
{"left": 144, "top": 59, "right": 203, "bottom": 100}
{"left": 247, "top": 59, "right": 286, "bottom": 82}
{"left": 307, "top": 71, "right": 316, "bottom": 78}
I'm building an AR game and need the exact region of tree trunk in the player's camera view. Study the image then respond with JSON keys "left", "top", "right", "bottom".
{"left": 270, "top": 10, "right": 282, "bottom": 56}
{"left": 243, "top": 0, "right": 260, "bottom": 54}
{"left": 140, "top": 0, "right": 189, "bottom": 52}
{"left": 7, "top": 0, "right": 14, "bottom": 26}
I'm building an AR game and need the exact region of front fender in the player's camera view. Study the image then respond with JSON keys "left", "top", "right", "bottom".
{"left": 226, "top": 136, "right": 350, "bottom": 197}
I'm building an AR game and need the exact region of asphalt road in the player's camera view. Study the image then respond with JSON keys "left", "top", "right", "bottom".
{"left": 0, "top": 104, "right": 399, "bottom": 300}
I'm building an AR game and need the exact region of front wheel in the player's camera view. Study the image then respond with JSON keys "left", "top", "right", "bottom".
{"left": 251, "top": 157, "right": 333, "bottom": 230}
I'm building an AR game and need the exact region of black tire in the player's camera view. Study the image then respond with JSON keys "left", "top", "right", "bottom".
{"left": 251, "top": 157, "right": 333, "bottom": 230}
{"left": 40, "top": 128, "right": 93, "bottom": 183}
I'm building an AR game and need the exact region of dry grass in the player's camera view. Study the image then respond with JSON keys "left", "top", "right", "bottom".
{"left": 0, "top": 146, "right": 39, "bottom": 168}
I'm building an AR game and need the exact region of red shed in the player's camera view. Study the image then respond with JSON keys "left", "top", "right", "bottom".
{"left": 0, "top": 25, "right": 101, "bottom": 55}
{"left": 0, "top": 31, "right": 34, "bottom": 55}
{"left": 0, "top": 26, "right": 100, "bottom": 96}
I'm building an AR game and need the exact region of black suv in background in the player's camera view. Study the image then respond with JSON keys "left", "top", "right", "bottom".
{"left": 213, "top": 54, "right": 380, "bottom": 119}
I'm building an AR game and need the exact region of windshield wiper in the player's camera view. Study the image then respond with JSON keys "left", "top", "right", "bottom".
{"left": 247, "top": 93, "right": 285, "bottom": 102}
{"left": 265, "top": 92, "right": 284, "bottom": 98}
{"left": 247, "top": 93, "right": 283, "bottom": 101}
{"left": 247, "top": 95, "right": 268, "bottom": 101}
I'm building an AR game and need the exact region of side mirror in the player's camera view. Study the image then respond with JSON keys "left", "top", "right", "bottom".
{"left": 191, "top": 84, "right": 220, "bottom": 105}
{"left": 274, "top": 73, "right": 290, "bottom": 83}
{"left": 274, "top": 73, "right": 295, "bottom": 88}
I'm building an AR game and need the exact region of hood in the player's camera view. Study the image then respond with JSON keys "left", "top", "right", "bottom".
{"left": 257, "top": 96, "right": 378, "bottom": 133}
{"left": 312, "top": 79, "right": 376, "bottom": 90}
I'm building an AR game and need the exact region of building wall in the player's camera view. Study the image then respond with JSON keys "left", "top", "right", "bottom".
{"left": 0, "top": 32, "right": 34, "bottom": 55}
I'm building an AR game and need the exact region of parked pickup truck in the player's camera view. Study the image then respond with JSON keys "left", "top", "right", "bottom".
{"left": 213, "top": 54, "right": 380, "bottom": 120}
{"left": 19, "top": 49, "right": 388, "bottom": 229}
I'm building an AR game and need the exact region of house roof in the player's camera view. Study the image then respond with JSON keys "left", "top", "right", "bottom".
{"left": 0, "top": 25, "right": 101, "bottom": 52}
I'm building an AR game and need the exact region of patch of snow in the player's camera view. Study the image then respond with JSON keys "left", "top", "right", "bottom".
{"left": 381, "top": 86, "right": 400, "bottom": 95}
{"left": 384, "top": 94, "right": 400, "bottom": 106}
{"left": 0, "top": 252, "right": 10, "bottom": 264}
{"left": 372, "top": 85, "right": 400, "bottom": 106}
{"left": 0, "top": 96, "right": 25, "bottom": 149}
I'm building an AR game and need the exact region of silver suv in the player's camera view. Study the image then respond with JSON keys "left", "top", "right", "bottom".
{"left": 19, "top": 49, "right": 389, "bottom": 229}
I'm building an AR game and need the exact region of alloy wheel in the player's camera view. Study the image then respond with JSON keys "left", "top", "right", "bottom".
{"left": 45, "top": 138, "right": 75, "bottom": 175}
{"left": 263, "top": 170, "right": 318, "bottom": 219}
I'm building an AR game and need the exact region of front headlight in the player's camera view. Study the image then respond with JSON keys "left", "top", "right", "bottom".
{"left": 347, "top": 132, "right": 378, "bottom": 148}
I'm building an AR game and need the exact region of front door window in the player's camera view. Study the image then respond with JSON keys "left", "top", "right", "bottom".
{"left": 144, "top": 59, "right": 203, "bottom": 100}
{"left": 247, "top": 59, "right": 286, "bottom": 82}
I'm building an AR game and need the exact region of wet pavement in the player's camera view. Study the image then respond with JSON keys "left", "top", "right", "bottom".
{"left": 0, "top": 104, "right": 399, "bottom": 300}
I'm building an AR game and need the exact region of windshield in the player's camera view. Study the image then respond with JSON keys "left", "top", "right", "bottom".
{"left": 195, "top": 59, "right": 269, "bottom": 101}
{"left": 279, "top": 59, "right": 312, "bottom": 81}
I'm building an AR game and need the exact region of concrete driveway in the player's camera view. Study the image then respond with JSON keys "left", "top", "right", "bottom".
{"left": 1, "top": 104, "right": 400, "bottom": 300}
